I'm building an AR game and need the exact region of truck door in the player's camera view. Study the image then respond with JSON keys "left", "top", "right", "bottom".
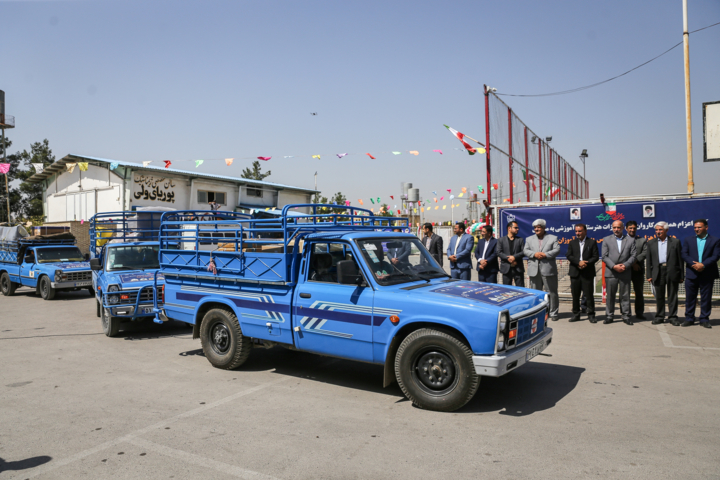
{"left": 293, "top": 241, "right": 375, "bottom": 362}
{"left": 20, "top": 248, "right": 38, "bottom": 287}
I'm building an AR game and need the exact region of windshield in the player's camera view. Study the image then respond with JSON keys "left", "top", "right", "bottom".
{"left": 35, "top": 247, "right": 85, "bottom": 264}
{"left": 106, "top": 245, "right": 160, "bottom": 271}
{"left": 356, "top": 238, "right": 447, "bottom": 286}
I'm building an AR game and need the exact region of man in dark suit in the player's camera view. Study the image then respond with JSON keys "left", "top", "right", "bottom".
{"left": 497, "top": 221, "right": 525, "bottom": 286}
{"left": 475, "top": 225, "right": 499, "bottom": 283}
{"left": 421, "top": 223, "right": 443, "bottom": 267}
{"left": 681, "top": 219, "right": 720, "bottom": 328}
{"left": 388, "top": 229, "right": 412, "bottom": 269}
{"left": 626, "top": 221, "right": 648, "bottom": 320}
{"left": 447, "top": 222, "right": 475, "bottom": 280}
{"left": 646, "top": 222, "right": 683, "bottom": 326}
{"left": 566, "top": 224, "right": 600, "bottom": 323}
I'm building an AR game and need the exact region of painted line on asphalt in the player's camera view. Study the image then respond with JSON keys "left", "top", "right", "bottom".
{"left": 657, "top": 324, "right": 720, "bottom": 350}
{"left": 15, "top": 376, "right": 289, "bottom": 479}
{"left": 127, "top": 437, "right": 281, "bottom": 480}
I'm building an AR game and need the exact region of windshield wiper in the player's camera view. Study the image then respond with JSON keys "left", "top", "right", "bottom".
{"left": 416, "top": 270, "right": 450, "bottom": 279}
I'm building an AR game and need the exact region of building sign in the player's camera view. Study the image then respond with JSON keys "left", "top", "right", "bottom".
{"left": 134, "top": 175, "right": 176, "bottom": 203}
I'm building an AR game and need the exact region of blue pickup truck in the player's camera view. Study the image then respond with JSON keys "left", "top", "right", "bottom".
{"left": 152, "top": 205, "right": 552, "bottom": 411}
{"left": 89, "top": 209, "right": 174, "bottom": 337}
{"left": 0, "top": 226, "right": 93, "bottom": 300}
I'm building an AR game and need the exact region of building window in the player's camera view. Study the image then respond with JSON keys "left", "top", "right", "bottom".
{"left": 197, "top": 190, "right": 226, "bottom": 205}
{"left": 247, "top": 188, "right": 263, "bottom": 198}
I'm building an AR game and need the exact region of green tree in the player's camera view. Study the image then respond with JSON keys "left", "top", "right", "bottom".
{"left": 311, "top": 192, "right": 349, "bottom": 219}
{"left": 0, "top": 137, "right": 55, "bottom": 224}
{"left": 241, "top": 160, "right": 271, "bottom": 181}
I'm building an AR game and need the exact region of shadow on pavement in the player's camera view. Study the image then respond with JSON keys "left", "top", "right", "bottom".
{"left": 460, "top": 362, "right": 585, "bottom": 416}
{"left": 120, "top": 320, "right": 194, "bottom": 341}
{"left": 0, "top": 455, "right": 52, "bottom": 472}
{"left": 12, "top": 289, "right": 94, "bottom": 302}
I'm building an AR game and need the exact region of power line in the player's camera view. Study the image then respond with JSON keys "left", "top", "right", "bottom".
{"left": 497, "top": 21, "right": 720, "bottom": 98}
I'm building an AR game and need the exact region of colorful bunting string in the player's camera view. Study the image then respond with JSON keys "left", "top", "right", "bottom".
{"left": 0, "top": 164, "right": 10, "bottom": 174}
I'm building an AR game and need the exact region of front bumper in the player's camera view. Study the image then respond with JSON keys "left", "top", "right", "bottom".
{"left": 472, "top": 328, "right": 553, "bottom": 377}
{"left": 51, "top": 280, "right": 93, "bottom": 289}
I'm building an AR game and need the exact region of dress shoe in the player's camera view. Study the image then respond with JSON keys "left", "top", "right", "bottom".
{"left": 652, "top": 319, "right": 663, "bottom": 325}
{"left": 623, "top": 318, "right": 634, "bottom": 326}
{"left": 588, "top": 316, "right": 597, "bottom": 324}
{"left": 636, "top": 314, "right": 646, "bottom": 320}
{"left": 701, "top": 322, "right": 712, "bottom": 329}
{"left": 681, "top": 321, "right": 694, "bottom": 327}
{"left": 603, "top": 318, "right": 613, "bottom": 325}
{"left": 570, "top": 315, "right": 581, "bottom": 323}
{"left": 669, "top": 318, "right": 680, "bottom": 326}
{"left": 551, "top": 316, "right": 559, "bottom": 322}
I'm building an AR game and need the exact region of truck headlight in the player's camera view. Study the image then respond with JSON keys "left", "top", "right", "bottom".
{"left": 497, "top": 310, "right": 510, "bottom": 352}
{"left": 55, "top": 271, "right": 62, "bottom": 282}
{"left": 108, "top": 285, "right": 119, "bottom": 292}
{"left": 108, "top": 294, "right": 119, "bottom": 305}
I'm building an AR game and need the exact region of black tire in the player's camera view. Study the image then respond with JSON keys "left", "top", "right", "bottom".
{"left": 39, "top": 276, "right": 56, "bottom": 300}
{"left": 200, "top": 308, "right": 251, "bottom": 370}
{"left": 96, "top": 299, "right": 101, "bottom": 318}
{"left": 101, "top": 306, "right": 120, "bottom": 337}
{"left": 1, "top": 272, "right": 17, "bottom": 296}
{"left": 88, "top": 287, "right": 95, "bottom": 296}
{"left": 395, "top": 328, "right": 480, "bottom": 412}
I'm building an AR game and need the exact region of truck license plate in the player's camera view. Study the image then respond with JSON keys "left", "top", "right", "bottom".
{"left": 75, "top": 281, "right": 91, "bottom": 287}
{"left": 142, "top": 307, "right": 153, "bottom": 314}
{"left": 525, "top": 341, "right": 545, "bottom": 362}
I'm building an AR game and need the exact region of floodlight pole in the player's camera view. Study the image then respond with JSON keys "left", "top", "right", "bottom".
{"left": 683, "top": 0, "right": 694, "bottom": 194}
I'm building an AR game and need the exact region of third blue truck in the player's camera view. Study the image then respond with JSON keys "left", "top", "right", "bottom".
{"left": 151, "top": 205, "right": 553, "bottom": 412}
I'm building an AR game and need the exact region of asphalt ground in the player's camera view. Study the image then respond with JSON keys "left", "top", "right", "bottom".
{"left": 1, "top": 288, "right": 719, "bottom": 480}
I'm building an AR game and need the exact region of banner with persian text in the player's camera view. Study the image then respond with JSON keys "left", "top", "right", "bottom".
{"left": 498, "top": 197, "right": 720, "bottom": 258}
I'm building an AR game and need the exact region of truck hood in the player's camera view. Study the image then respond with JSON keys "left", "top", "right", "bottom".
{"left": 51, "top": 262, "right": 91, "bottom": 271}
{"left": 104, "top": 270, "right": 164, "bottom": 289}
{"left": 415, "top": 280, "right": 545, "bottom": 316}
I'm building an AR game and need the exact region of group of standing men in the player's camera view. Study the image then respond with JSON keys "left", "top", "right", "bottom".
{"left": 421, "top": 218, "right": 720, "bottom": 328}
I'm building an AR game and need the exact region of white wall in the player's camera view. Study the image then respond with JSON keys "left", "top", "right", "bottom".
{"left": 45, "top": 164, "right": 123, "bottom": 222}
{"left": 238, "top": 185, "right": 277, "bottom": 208}
{"left": 189, "top": 179, "right": 238, "bottom": 212}
{"left": 278, "top": 190, "right": 312, "bottom": 213}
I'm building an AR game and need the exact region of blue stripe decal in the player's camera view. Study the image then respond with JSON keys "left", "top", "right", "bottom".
{"left": 230, "top": 298, "right": 291, "bottom": 314}
{"left": 177, "top": 292, "right": 207, "bottom": 302}
{"left": 293, "top": 306, "right": 373, "bottom": 326}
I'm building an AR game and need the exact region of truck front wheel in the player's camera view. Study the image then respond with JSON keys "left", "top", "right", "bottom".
{"left": 1, "top": 272, "right": 17, "bottom": 296}
{"left": 200, "top": 308, "right": 251, "bottom": 370}
{"left": 395, "top": 328, "right": 480, "bottom": 412}
{"left": 39, "top": 276, "right": 56, "bottom": 300}
{"left": 101, "top": 307, "right": 120, "bottom": 337}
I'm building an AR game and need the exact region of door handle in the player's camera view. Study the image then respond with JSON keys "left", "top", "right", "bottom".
{"left": 299, "top": 293, "right": 311, "bottom": 299}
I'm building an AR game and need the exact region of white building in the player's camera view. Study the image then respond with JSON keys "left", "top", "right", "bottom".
{"left": 26, "top": 154, "right": 317, "bottom": 222}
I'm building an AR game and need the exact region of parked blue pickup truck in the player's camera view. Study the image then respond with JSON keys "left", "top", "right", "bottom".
{"left": 89, "top": 209, "right": 176, "bottom": 337}
{"left": 0, "top": 226, "right": 93, "bottom": 300}
{"left": 152, "top": 205, "right": 552, "bottom": 411}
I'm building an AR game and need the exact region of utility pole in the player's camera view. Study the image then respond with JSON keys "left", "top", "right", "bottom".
{"left": 683, "top": 0, "right": 694, "bottom": 194}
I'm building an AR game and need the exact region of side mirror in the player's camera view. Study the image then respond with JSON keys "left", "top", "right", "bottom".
{"left": 89, "top": 258, "right": 102, "bottom": 271}
{"left": 336, "top": 260, "right": 362, "bottom": 285}
{"left": 84, "top": 253, "right": 90, "bottom": 261}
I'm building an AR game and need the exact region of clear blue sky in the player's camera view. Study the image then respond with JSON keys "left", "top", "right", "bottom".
{"left": 2, "top": 0, "right": 719, "bottom": 221}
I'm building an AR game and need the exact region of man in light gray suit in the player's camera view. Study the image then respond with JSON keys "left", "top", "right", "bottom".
{"left": 524, "top": 219, "right": 561, "bottom": 320}
{"left": 602, "top": 220, "right": 637, "bottom": 325}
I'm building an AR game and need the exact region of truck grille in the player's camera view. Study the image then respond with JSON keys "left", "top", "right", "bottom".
{"left": 67, "top": 271, "right": 92, "bottom": 282}
{"left": 515, "top": 311, "right": 545, "bottom": 346}
{"left": 117, "top": 286, "right": 162, "bottom": 305}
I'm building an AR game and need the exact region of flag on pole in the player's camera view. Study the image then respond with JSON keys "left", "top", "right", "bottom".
{"left": 443, "top": 125, "right": 477, "bottom": 155}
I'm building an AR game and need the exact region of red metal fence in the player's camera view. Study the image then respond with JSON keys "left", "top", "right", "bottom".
{"left": 483, "top": 86, "right": 588, "bottom": 212}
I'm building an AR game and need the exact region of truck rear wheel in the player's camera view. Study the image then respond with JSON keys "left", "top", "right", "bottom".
{"left": 1, "top": 272, "right": 17, "bottom": 296}
{"left": 200, "top": 308, "right": 251, "bottom": 370}
{"left": 101, "top": 307, "right": 120, "bottom": 337}
{"left": 394, "top": 328, "right": 480, "bottom": 412}
{"left": 39, "top": 276, "right": 56, "bottom": 300}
